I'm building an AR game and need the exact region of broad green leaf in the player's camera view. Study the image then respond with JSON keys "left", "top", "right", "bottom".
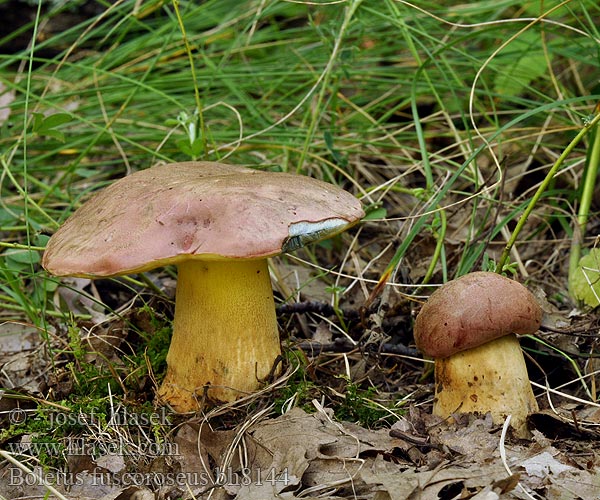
{"left": 570, "top": 248, "right": 600, "bottom": 308}
{"left": 35, "top": 112, "right": 72, "bottom": 131}
{"left": 362, "top": 206, "right": 387, "bottom": 221}
{"left": 32, "top": 112, "right": 72, "bottom": 142}
{"left": 3, "top": 247, "right": 41, "bottom": 268}
{"left": 492, "top": 31, "right": 547, "bottom": 98}
{"left": 35, "top": 234, "right": 51, "bottom": 248}
{"left": 176, "top": 138, "right": 204, "bottom": 158}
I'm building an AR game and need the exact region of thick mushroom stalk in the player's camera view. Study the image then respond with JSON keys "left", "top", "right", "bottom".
{"left": 433, "top": 334, "right": 538, "bottom": 435}
{"left": 158, "top": 259, "right": 281, "bottom": 410}
{"left": 414, "top": 272, "right": 542, "bottom": 437}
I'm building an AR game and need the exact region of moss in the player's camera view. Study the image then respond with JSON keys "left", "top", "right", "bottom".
{"left": 273, "top": 350, "right": 320, "bottom": 414}
{"left": 334, "top": 377, "right": 392, "bottom": 428}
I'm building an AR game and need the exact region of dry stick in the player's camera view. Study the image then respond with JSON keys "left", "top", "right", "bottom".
{"left": 495, "top": 110, "right": 600, "bottom": 273}
{"left": 294, "top": 340, "right": 418, "bottom": 358}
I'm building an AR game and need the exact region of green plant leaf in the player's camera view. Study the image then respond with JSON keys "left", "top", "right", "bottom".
{"left": 492, "top": 31, "right": 547, "bottom": 97}
{"left": 32, "top": 112, "right": 72, "bottom": 142}
{"left": 323, "top": 130, "right": 348, "bottom": 167}
{"left": 176, "top": 137, "right": 204, "bottom": 158}
{"left": 3, "top": 247, "right": 41, "bottom": 265}
{"left": 569, "top": 248, "right": 600, "bottom": 308}
{"left": 362, "top": 206, "right": 387, "bottom": 221}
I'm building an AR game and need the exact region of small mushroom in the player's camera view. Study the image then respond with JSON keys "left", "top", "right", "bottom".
{"left": 413, "top": 271, "right": 542, "bottom": 436}
{"left": 43, "top": 161, "right": 364, "bottom": 411}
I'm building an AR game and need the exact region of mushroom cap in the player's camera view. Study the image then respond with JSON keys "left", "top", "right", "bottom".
{"left": 414, "top": 271, "right": 542, "bottom": 358}
{"left": 42, "top": 162, "right": 364, "bottom": 277}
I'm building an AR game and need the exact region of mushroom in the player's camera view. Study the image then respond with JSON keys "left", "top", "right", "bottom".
{"left": 413, "top": 271, "right": 542, "bottom": 436}
{"left": 43, "top": 161, "right": 364, "bottom": 411}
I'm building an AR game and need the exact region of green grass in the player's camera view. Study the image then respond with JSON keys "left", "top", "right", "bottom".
{"left": 1, "top": 2, "right": 596, "bottom": 301}
{"left": 1, "top": 0, "right": 600, "bottom": 480}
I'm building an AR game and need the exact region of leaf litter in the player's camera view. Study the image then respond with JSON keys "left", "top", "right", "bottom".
{"left": 2, "top": 311, "right": 600, "bottom": 499}
{"left": 2, "top": 253, "right": 600, "bottom": 500}
{"left": 2, "top": 405, "right": 595, "bottom": 499}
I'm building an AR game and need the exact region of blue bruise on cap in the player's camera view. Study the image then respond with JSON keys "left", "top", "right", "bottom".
{"left": 282, "top": 218, "right": 349, "bottom": 253}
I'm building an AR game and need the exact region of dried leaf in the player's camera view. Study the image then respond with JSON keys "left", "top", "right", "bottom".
{"left": 0, "top": 323, "right": 47, "bottom": 394}
{"left": 57, "top": 277, "right": 110, "bottom": 323}
{"left": 96, "top": 453, "right": 127, "bottom": 474}
{"left": 519, "top": 451, "right": 574, "bottom": 478}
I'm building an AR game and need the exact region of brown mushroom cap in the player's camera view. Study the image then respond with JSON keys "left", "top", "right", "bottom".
{"left": 42, "top": 162, "right": 364, "bottom": 277}
{"left": 414, "top": 271, "right": 542, "bottom": 358}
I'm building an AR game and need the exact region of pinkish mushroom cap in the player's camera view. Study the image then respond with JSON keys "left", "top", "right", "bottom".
{"left": 42, "top": 162, "right": 364, "bottom": 277}
{"left": 414, "top": 271, "right": 542, "bottom": 359}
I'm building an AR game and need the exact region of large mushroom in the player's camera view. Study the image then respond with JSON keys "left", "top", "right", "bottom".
{"left": 43, "top": 161, "right": 364, "bottom": 411}
{"left": 413, "top": 272, "right": 542, "bottom": 436}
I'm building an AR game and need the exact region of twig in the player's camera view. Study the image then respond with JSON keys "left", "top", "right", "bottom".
{"left": 294, "top": 339, "right": 419, "bottom": 357}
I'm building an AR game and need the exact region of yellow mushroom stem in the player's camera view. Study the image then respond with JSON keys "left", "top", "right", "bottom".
{"left": 157, "top": 259, "right": 281, "bottom": 412}
{"left": 433, "top": 333, "right": 538, "bottom": 437}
